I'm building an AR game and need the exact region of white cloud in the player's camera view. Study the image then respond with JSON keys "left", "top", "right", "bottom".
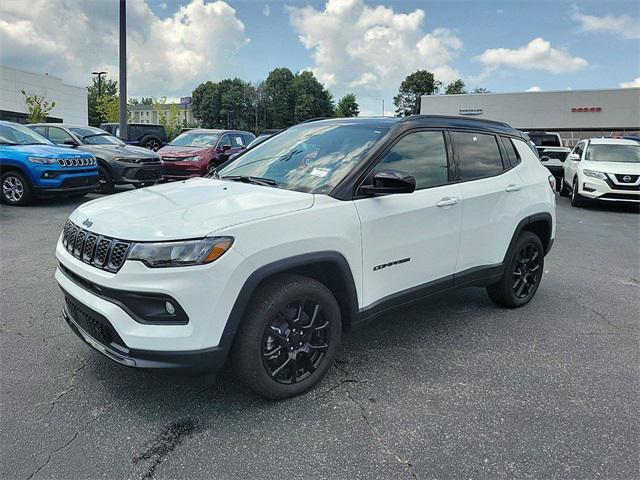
{"left": 287, "top": 0, "right": 463, "bottom": 106}
{"left": 620, "top": 77, "right": 640, "bottom": 88}
{"left": 476, "top": 37, "right": 588, "bottom": 74}
{"left": 572, "top": 7, "right": 640, "bottom": 39}
{"left": 527, "top": 86, "right": 542, "bottom": 91}
{"left": 263, "top": 4, "right": 271, "bottom": 17}
{"left": 0, "top": 0, "right": 250, "bottom": 97}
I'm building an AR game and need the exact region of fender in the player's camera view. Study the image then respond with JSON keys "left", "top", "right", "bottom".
{"left": 216, "top": 251, "right": 360, "bottom": 355}
{"left": 0, "top": 159, "right": 36, "bottom": 184}
{"left": 504, "top": 212, "right": 554, "bottom": 261}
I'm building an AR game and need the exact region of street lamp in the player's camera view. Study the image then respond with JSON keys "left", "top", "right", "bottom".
{"left": 91, "top": 71, "right": 107, "bottom": 97}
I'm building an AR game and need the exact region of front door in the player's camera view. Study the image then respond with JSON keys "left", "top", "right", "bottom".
{"left": 354, "top": 130, "right": 463, "bottom": 309}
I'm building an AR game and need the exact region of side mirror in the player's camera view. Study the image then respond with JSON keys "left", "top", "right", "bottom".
{"left": 218, "top": 145, "right": 232, "bottom": 153}
{"left": 567, "top": 153, "right": 580, "bottom": 161}
{"left": 360, "top": 170, "right": 416, "bottom": 196}
{"left": 62, "top": 139, "right": 78, "bottom": 147}
{"left": 540, "top": 155, "right": 550, "bottom": 162}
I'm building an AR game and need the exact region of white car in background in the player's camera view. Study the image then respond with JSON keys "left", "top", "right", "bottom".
{"left": 562, "top": 138, "right": 640, "bottom": 207}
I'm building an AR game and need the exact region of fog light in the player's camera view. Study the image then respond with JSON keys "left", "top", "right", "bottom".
{"left": 165, "top": 301, "right": 176, "bottom": 315}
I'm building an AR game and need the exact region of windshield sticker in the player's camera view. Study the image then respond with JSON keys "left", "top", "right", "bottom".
{"left": 310, "top": 167, "right": 330, "bottom": 178}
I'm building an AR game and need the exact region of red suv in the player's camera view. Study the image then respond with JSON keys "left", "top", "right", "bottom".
{"left": 158, "top": 129, "right": 255, "bottom": 180}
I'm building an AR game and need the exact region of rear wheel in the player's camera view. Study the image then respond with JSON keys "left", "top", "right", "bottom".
{"left": 559, "top": 176, "right": 569, "bottom": 196}
{"left": 1, "top": 171, "right": 33, "bottom": 206}
{"left": 141, "top": 136, "right": 162, "bottom": 151}
{"left": 487, "top": 231, "right": 544, "bottom": 308}
{"left": 231, "top": 274, "right": 341, "bottom": 399}
{"left": 571, "top": 177, "right": 586, "bottom": 207}
{"left": 97, "top": 166, "right": 114, "bottom": 194}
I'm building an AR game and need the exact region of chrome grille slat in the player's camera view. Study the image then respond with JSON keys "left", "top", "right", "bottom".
{"left": 61, "top": 221, "right": 130, "bottom": 272}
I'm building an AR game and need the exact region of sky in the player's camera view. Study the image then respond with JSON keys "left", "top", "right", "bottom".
{"left": 1, "top": 0, "right": 639, "bottom": 115}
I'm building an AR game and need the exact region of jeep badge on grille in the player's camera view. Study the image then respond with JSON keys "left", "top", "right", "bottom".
{"left": 82, "top": 218, "right": 93, "bottom": 228}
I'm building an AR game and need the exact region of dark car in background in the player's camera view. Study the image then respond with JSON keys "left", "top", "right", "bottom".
{"left": 158, "top": 129, "right": 254, "bottom": 180}
{"left": 99, "top": 123, "right": 167, "bottom": 151}
{"left": 246, "top": 129, "right": 282, "bottom": 148}
{"left": 29, "top": 124, "right": 163, "bottom": 194}
{"left": 0, "top": 121, "right": 98, "bottom": 205}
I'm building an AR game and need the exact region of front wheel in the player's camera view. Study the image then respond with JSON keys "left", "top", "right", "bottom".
{"left": 1, "top": 171, "right": 33, "bottom": 206}
{"left": 487, "top": 231, "right": 544, "bottom": 308}
{"left": 97, "top": 166, "right": 115, "bottom": 194}
{"left": 230, "top": 274, "right": 342, "bottom": 399}
{"left": 571, "top": 177, "right": 587, "bottom": 207}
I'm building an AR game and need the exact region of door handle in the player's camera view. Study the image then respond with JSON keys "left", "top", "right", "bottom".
{"left": 505, "top": 184, "right": 522, "bottom": 192}
{"left": 436, "top": 197, "right": 459, "bottom": 207}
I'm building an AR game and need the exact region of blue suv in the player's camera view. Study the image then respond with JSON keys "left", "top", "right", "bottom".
{"left": 0, "top": 121, "right": 99, "bottom": 206}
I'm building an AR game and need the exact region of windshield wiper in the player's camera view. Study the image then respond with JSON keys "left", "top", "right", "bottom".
{"left": 0, "top": 141, "right": 20, "bottom": 145}
{"left": 221, "top": 175, "right": 277, "bottom": 186}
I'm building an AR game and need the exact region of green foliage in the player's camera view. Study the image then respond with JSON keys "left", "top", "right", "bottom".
{"left": 95, "top": 95, "right": 120, "bottom": 123}
{"left": 393, "top": 70, "right": 441, "bottom": 117}
{"left": 129, "top": 97, "right": 154, "bottom": 106}
{"left": 444, "top": 79, "right": 467, "bottom": 95}
{"left": 473, "top": 87, "right": 490, "bottom": 94}
{"left": 335, "top": 93, "right": 360, "bottom": 117}
{"left": 191, "top": 68, "right": 335, "bottom": 132}
{"left": 87, "top": 75, "right": 118, "bottom": 126}
{"left": 21, "top": 90, "right": 56, "bottom": 123}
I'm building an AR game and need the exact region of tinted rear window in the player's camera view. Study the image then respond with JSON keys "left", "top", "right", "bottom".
{"left": 451, "top": 132, "right": 504, "bottom": 180}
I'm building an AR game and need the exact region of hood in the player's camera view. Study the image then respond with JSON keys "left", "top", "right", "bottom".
{"left": 158, "top": 145, "right": 210, "bottom": 157}
{"left": 582, "top": 160, "right": 640, "bottom": 175}
{"left": 69, "top": 177, "right": 314, "bottom": 241}
{"left": 5, "top": 144, "right": 92, "bottom": 158}
{"left": 78, "top": 144, "right": 159, "bottom": 159}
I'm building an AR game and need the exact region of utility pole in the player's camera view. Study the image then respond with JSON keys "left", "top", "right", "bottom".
{"left": 91, "top": 71, "right": 107, "bottom": 97}
{"left": 118, "top": 0, "right": 127, "bottom": 141}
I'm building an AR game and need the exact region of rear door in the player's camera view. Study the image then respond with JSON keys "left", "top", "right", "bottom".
{"left": 451, "top": 130, "right": 528, "bottom": 273}
{"left": 355, "top": 129, "right": 463, "bottom": 308}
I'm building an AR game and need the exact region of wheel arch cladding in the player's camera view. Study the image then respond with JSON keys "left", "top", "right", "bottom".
{"left": 222, "top": 252, "right": 359, "bottom": 351}
{"left": 506, "top": 213, "right": 553, "bottom": 259}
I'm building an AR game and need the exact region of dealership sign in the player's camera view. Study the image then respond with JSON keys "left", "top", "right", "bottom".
{"left": 571, "top": 106, "right": 602, "bottom": 112}
{"left": 459, "top": 108, "right": 483, "bottom": 116}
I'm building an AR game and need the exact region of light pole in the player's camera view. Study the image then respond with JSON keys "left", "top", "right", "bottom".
{"left": 91, "top": 71, "right": 107, "bottom": 97}
{"left": 118, "top": 0, "right": 127, "bottom": 141}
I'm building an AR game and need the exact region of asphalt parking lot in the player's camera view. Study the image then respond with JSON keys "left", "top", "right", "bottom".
{"left": 1, "top": 191, "right": 638, "bottom": 480}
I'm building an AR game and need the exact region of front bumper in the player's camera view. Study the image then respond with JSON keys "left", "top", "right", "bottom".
{"left": 113, "top": 161, "right": 163, "bottom": 184}
{"left": 34, "top": 177, "right": 99, "bottom": 196}
{"left": 579, "top": 176, "right": 640, "bottom": 203}
{"left": 162, "top": 161, "right": 206, "bottom": 180}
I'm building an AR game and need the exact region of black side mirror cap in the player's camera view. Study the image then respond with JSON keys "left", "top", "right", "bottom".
{"left": 360, "top": 170, "right": 416, "bottom": 196}
{"left": 540, "top": 155, "right": 550, "bottom": 162}
{"left": 63, "top": 139, "right": 78, "bottom": 147}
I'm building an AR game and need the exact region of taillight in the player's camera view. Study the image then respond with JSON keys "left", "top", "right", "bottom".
{"left": 548, "top": 175, "right": 556, "bottom": 192}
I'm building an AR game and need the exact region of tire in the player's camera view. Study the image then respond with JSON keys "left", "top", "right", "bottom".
{"left": 141, "top": 136, "right": 162, "bottom": 151}
{"left": 1, "top": 171, "right": 33, "bottom": 206}
{"left": 487, "top": 231, "right": 544, "bottom": 308}
{"left": 559, "top": 176, "right": 570, "bottom": 196}
{"left": 230, "top": 274, "right": 342, "bottom": 399}
{"left": 570, "top": 177, "right": 586, "bottom": 207}
{"left": 133, "top": 182, "right": 154, "bottom": 189}
{"left": 97, "top": 166, "right": 115, "bottom": 194}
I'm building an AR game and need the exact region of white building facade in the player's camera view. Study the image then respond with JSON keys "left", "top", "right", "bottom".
{"left": 421, "top": 88, "right": 640, "bottom": 146}
{"left": 0, "top": 65, "right": 88, "bottom": 125}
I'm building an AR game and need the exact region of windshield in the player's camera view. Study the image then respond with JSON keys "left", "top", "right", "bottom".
{"left": 170, "top": 131, "right": 220, "bottom": 147}
{"left": 218, "top": 123, "right": 388, "bottom": 194}
{"left": 585, "top": 144, "right": 640, "bottom": 163}
{"left": 69, "top": 127, "right": 124, "bottom": 146}
{"left": 0, "top": 123, "right": 52, "bottom": 146}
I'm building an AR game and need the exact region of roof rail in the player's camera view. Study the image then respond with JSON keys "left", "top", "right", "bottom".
{"left": 300, "top": 117, "right": 334, "bottom": 124}
{"left": 402, "top": 114, "right": 511, "bottom": 128}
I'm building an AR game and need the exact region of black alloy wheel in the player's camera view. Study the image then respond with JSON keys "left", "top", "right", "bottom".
{"left": 511, "top": 243, "right": 542, "bottom": 299}
{"left": 262, "top": 299, "right": 331, "bottom": 384}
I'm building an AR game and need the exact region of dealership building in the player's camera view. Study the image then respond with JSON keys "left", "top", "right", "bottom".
{"left": 0, "top": 65, "right": 88, "bottom": 125}
{"left": 420, "top": 88, "right": 640, "bottom": 147}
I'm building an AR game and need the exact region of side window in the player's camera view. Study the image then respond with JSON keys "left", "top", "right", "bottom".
{"left": 372, "top": 131, "right": 449, "bottom": 190}
{"left": 573, "top": 142, "right": 585, "bottom": 158}
{"left": 501, "top": 137, "right": 521, "bottom": 167}
{"left": 30, "top": 126, "right": 48, "bottom": 138}
{"left": 48, "top": 127, "right": 73, "bottom": 144}
{"left": 242, "top": 134, "right": 254, "bottom": 145}
{"left": 450, "top": 132, "right": 504, "bottom": 180}
{"left": 230, "top": 135, "right": 245, "bottom": 147}
{"left": 218, "top": 135, "right": 231, "bottom": 147}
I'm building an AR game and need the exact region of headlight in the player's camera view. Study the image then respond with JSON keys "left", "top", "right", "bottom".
{"left": 127, "top": 237, "right": 233, "bottom": 268}
{"left": 28, "top": 156, "right": 58, "bottom": 164}
{"left": 583, "top": 169, "right": 607, "bottom": 180}
{"left": 182, "top": 156, "right": 201, "bottom": 162}
{"left": 114, "top": 156, "right": 138, "bottom": 163}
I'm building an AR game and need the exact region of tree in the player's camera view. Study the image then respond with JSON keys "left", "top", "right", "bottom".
{"left": 191, "top": 78, "right": 256, "bottom": 130}
{"left": 336, "top": 93, "right": 359, "bottom": 117}
{"left": 473, "top": 87, "right": 490, "bottom": 94}
{"left": 291, "top": 71, "right": 334, "bottom": 123}
{"left": 444, "top": 79, "right": 467, "bottom": 95}
{"left": 21, "top": 90, "right": 56, "bottom": 123}
{"left": 87, "top": 75, "right": 118, "bottom": 126}
{"left": 129, "top": 97, "right": 153, "bottom": 106}
{"left": 393, "top": 70, "right": 441, "bottom": 116}
{"left": 95, "top": 95, "right": 120, "bottom": 123}
{"left": 263, "top": 68, "right": 296, "bottom": 129}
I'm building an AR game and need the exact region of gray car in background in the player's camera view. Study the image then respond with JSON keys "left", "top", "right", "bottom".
{"left": 28, "top": 124, "right": 163, "bottom": 194}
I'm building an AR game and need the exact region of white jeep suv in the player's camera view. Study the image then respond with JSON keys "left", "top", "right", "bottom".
{"left": 561, "top": 138, "right": 640, "bottom": 206}
{"left": 55, "top": 116, "right": 556, "bottom": 399}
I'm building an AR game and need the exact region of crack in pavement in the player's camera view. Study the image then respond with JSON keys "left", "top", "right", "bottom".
{"left": 547, "top": 294, "right": 638, "bottom": 334}
{"left": 133, "top": 418, "right": 199, "bottom": 479}
{"left": 39, "top": 360, "right": 87, "bottom": 420}
{"left": 25, "top": 413, "right": 102, "bottom": 480}
{"left": 346, "top": 390, "right": 418, "bottom": 479}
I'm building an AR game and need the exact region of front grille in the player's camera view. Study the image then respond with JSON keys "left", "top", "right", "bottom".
{"left": 161, "top": 156, "right": 181, "bottom": 162}
{"left": 605, "top": 174, "right": 640, "bottom": 191}
{"left": 61, "top": 220, "right": 131, "bottom": 272}
{"left": 138, "top": 158, "right": 162, "bottom": 165}
{"left": 57, "top": 157, "right": 96, "bottom": 167}
{"left": 600, "top": 192, "right": 640, "bottom": 201}
{"left": 60, "top": 176, "right": 99, "bottom": 189}
{"left": 614, "top": 174, "right": 639, "bottom": 183}
{"left": 64, "top": 294, "right": 127, "bottom": 350}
